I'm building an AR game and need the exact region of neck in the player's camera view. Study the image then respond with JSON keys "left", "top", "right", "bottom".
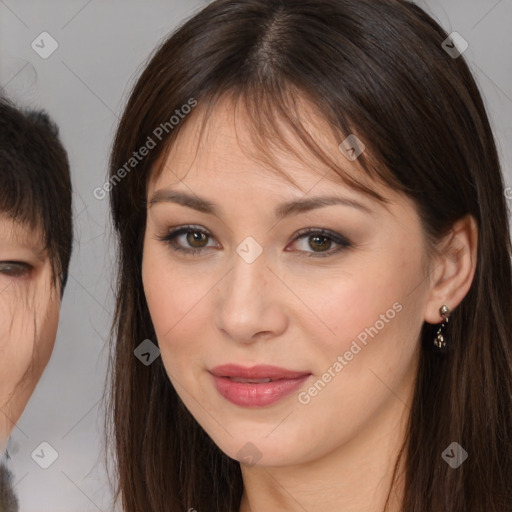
{"left": 0, "top": 440, "right": 7, "bottom": 461}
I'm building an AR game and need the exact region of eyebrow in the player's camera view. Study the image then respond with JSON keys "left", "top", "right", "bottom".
{"left": 148, "top": 189, "right": 373, "bottom": 219}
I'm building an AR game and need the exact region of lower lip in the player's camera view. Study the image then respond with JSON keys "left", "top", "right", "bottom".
{"left": 211, "top": 374, "right": 311, "bottom": 407}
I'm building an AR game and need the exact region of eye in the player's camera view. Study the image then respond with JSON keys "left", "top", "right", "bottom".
{"left": 0, "top": 261, "right": 33, "bottom": 278}
{"left": 156, "top": 225, "right": 351, "bottom": 258}
{"left": 156, "top": 226, "right": 218, "bottom": 255}
{"left": 287, "top": 228, "right": 351, "bottom": 258}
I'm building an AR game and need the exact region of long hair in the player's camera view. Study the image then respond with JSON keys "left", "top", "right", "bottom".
{"left": 106, "top": 1, "right": 512, "bottom": 510}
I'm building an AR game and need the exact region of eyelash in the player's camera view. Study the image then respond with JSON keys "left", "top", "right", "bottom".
{"left": 155, "top": 225, "right": 351, "bottom": 258}
{"left": 0, "top": 261, "right": 32, "bottom": 278}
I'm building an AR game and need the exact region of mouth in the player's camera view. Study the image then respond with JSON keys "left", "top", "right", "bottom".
{"left": 210, "top": 363, "right": 310, "bottom": 380}
{"left": 209, "top": 364, "right": 312, "bottom": 407}
{"left": 228, "top": 377, "right": 274, "bottom": 383}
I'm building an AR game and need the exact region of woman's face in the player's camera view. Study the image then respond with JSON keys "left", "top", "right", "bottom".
{"left": 0, "top": 215, "right": 59, "bottom": 448}
{"left": 142, "top": 99, "right": 433, "bottom": 467}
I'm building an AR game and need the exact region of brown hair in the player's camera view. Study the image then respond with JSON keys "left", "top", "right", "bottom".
{"left": 106, "top": 1, "right": 512, "bottom": 511}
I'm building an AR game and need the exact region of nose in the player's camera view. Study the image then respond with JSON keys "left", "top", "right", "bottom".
{"left": 214, "top": 248, "right": 288, "bottom": 344}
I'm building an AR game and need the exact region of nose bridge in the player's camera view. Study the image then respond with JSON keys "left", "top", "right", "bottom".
{"left": 215, "top": 237, "right": 286, "bottom": 342}
{"left": 225, "top": 239, "right": 269, "bottom": 308}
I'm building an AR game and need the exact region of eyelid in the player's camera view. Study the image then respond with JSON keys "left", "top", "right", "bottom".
{"left": 156, "top": 224, "right": 351, "bottom": 258}
{"left": 292, "top": 227, "right": 351, "bottom": 247}
{"left": 154, "top": 225, "right": 218, "bottom": 257}
{"left": 0, "top": 261, "right": 33, "bottom": 278}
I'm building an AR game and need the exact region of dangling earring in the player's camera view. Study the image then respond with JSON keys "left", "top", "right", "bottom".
{"left": 433, "top": 305, "right": 451, "bottom": 352}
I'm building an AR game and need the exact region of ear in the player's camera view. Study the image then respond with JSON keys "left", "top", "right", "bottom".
{"left": 423, "top": 214, "right": 478, "bottom": 324}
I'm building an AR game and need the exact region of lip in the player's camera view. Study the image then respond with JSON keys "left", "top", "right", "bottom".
{"left": 209, "top": 364, "right": 312, "bottom": 407}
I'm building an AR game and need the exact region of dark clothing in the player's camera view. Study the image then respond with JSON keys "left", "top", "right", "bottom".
{"left": 0, "top": 460, "right": 19, "bottom": 512}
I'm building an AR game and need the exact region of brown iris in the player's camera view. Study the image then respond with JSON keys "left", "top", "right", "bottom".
{"left": 187, "top": 231, "right": 208, "bottom": 248}
{"left": 308, "top": 235, "right": 331, "bottom": 252}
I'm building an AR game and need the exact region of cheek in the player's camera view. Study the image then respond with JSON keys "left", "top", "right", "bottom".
{"left": 35, "top": 298, "right": 59, "bottom": 371}
{"left": 0, "top": 289, "right": 59, "bottom": 424}
{"left": 0, "top": 294, "right": 38, "bottom": 393}
{"left": 297, "top": 249, "right": 426, "bottom": 415}
{"left": 142, "top": 246, "right": 210, "bottom": 368}
{"left": 302, "top": 258, "right": 411, "bottom": 349}
{"left": 298, "top": 245, "right": 426, "bottom": 398}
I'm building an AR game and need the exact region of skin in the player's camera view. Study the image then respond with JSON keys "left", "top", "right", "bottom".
{"left": 0, "top": 215, "right": 60, "bottom": 454}
{"left": 142, "top": 97, "right": 478, "bottom": 512}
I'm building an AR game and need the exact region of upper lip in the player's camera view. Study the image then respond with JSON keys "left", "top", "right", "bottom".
{"left": 210, "top": 364, "right": 310, "bottom": 380}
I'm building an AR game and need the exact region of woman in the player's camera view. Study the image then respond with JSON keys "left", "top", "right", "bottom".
{"left": 106, "top": 0, "right": 512, "bottom": 511}
{"left": 0, "top": 98, "right": 73, "bottom": 511}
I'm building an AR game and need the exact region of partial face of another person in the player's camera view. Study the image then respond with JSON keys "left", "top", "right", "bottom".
{"left": 141, "top": 97, "right": 437, "bottom": 467}
{"left": 0, "top": 215, "right": 59, "bottom": 449}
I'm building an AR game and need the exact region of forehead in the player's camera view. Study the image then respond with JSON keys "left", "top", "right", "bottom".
{"left": 149, "top": 94, "right": 383, "bottom": 200}
{"left": 0, "top": 213, "right": 45, "bottom": 258}
{"left": 144, "top": 96, "right": 425, "bottom": 245}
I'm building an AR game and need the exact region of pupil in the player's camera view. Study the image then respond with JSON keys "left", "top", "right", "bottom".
{"left": 188, "top": 231, "right": 207, "bottom": 247}
{"left": 311, "top": 235, "right": 330, "bottom": 251}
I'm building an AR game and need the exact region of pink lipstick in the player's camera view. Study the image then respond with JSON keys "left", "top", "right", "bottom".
{"left": 210, "top": 364, "right": 311, "bottom": 407}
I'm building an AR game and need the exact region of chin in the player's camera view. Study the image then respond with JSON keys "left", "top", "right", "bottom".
{"left": 208, "top": 426, "right": 308, "bottom": 468}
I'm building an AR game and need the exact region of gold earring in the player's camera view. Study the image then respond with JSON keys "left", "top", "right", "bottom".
{"left": 433, "top": 305, "right": 451, "bottom": 351}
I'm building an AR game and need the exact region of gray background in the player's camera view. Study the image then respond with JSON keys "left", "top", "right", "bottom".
{"left": 1, "top": 1, "right": 511, "bottom": 510}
